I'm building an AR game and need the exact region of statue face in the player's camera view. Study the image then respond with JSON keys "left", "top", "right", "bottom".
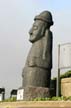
{"left": 29, "top": 20, "right": 46, "bottom": 43}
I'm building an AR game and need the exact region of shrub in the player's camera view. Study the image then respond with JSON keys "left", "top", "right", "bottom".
{"left": 33, "top": 96, "right": 71, "bottom": 101}
{"left": 60, "top": 70, "right": 71, "bottom": 79}
{"left": 3, "top": 97, "right": 16, "bottom": 102}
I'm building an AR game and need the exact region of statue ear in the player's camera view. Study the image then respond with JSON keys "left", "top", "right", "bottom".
{"left": 41, "top": 26, "right": 46, "bottom": 36}
{"left": 44, "top": 29, "right": 49, "bottom": 37}
{"left": 42, "top": 29, "right": 48, "bottom": 60}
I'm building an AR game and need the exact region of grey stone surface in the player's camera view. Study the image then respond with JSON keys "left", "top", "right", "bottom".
{"left": 22, "top": 11, "right": 53, "bottom": 100}
{"left": 23, "top": 86, "right": 50, "bottom": 100}
{"left": 22, "top": 67, "right": 51, "bottom": 87}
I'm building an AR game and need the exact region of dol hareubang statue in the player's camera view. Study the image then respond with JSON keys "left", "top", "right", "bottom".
{"left": 22, "top": 11, "right": 54, "bottom": 100}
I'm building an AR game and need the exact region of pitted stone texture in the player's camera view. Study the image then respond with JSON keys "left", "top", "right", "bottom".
{"left": 22, "top": 11, "right": 53, "bottom": 100}
{"left": 23, "top": 86, "right": 50, "bottom": 100}
{"left": 22, "top": 67, "right": 51, "bottom": 88}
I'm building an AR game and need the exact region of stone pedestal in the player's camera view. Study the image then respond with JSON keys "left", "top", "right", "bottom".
{"left": 23, "top": 86, "right": 50, "bottom": 100}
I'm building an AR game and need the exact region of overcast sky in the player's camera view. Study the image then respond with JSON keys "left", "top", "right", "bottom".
{"left": 0, "top": 0, "right": 71, "bottom": 98}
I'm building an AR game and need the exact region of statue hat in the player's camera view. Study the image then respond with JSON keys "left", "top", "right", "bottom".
{"left": 34, "top": 11, "right": 53, "bottom": 25}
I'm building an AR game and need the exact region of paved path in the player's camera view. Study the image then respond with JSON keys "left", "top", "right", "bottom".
{"left": 0, "top": 101, "right": 71, "bottom": 108}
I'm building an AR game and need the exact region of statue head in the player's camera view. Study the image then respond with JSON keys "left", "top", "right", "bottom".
{"left": 34, "top": 11, "right": 53, "bottom": 26}
{"left": 29, "top": 11, "right": 53, "bottom": 43}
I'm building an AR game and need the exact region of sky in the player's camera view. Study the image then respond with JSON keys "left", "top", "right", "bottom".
{"left": 0, "top": 0, "right": 71, "bottom": 98}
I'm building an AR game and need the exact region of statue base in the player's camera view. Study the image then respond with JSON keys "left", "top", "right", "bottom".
{"left": 23, "top": 86, "right": 50, "bottom": 100}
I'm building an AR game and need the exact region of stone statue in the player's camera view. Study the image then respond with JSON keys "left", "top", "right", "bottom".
{"left": 22, "top": 11, "right": 54, "bottom": 100}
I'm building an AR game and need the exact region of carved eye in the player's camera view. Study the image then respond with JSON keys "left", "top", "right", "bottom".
{"left": 33, "top": 25, "right": 38, "bottom": 30}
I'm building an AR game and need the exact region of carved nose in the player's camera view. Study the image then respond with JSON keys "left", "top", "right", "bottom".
{"left": 29, "top": 28, "right": 33, "bottom": 35}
